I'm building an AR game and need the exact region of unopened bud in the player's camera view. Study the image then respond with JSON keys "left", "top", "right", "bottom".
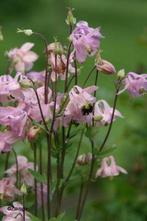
{"left": 117, "top": 69, "right": 125, "bottom": 79}
{"left": 77, "top": 153, "right": 92, "bottom": 166}
{"left": 96, "top": 59, "right": 116, "bottom": 75}
{"left": 47, "top": 42, "right": 63, "bottom": 55}
{"left": 66, "top": 8, "right": 76, "bottom": 26}
{"left": 17, "top": 28, "right": 33, "bottom": 36}
{"left": 28, "top": 126, "right": 40, "bottom": 142}
{"left": 16, "top": 73, "right": 33, "bottom": 88}
{"left": 20, "top": 183, "right": 27, "bottom": 194}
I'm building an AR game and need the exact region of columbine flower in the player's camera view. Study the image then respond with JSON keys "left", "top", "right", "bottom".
{"left": 96, "top": 59, "right": 116, "bottom": 75}
{"left": 21, "top": 86, "right": 53, "bottom": 122}
{"left": 64, "top": 85, "right": 97, "bottom": 125}
{"left": 0, "top": 178, "right": 20, "bottom": 200}
{"left": 7, "top": 42, "right": 38, "bottom": 73}
{"left": 26, "top": 71, "right": 45, "bottom": 86}
{"left": 0, "top": 106, "right": 28, "bottom": 138}
{"left": 0, "top": 131, "right": 18, "bottom": 153}
{"left": 95, "top": 155, "right": 127, "bottom": 178}
{"left": 47, "top": 43, "right": 75, "bottom": 81}
{"left": 0, "top": 75, "right": 23, "bottom": 103}
{"left": 0, "top": 202, "right": 31, "bottom": 221}
{"left": 70, "top": 21, "right": 102, "bottom": 63}
{"left": 94, "top": 100, "right": 122, "bottom": 126}
{"left": 123, "top": 72, "right": 147, "bottom": 96}
{"left": 5, "top": 156, "right": 34, "bottom": 187}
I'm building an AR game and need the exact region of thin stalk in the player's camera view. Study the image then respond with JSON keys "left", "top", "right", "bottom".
{"left": 83, "top": 66, "right": 96, "bottom": 87}
{"left": 4, "top": 152, "right": 10, "bottom": 171}
{"left": 22, "top": 194, "right": 25, "bottom": 221}
{"left": 64, "top": 42, "right": 72, "bottom": 93}
{"left": 75, "top": 180, "right": 84, "bottom": 219}
{"left": 74, "top": 52, "right": 78, "bottom": 85}
{"left": 34, "top": 32, "right": 49, "bottom": 104}
{"left": 12, "top": 148, "right": 19, "bottom": 188}
{"left": 99, "top": 80, "right": 122, "bottom": 152}
{"left": 76, "top": 139, "right": 95, "bottom": 221}
{"left": 39, "top": 144, "right": 45, "bottom": 221}
{"left": 57, "top": 130, "right": 84, "bottom": 213}
{"left": 33, "top": 143, "right": 38, "bottom": 216}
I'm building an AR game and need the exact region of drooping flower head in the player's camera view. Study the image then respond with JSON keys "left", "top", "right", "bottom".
{"left": 70, "top": 21, "right": 102, "bottom": 63}
{"left": 0, "top": 131, "right": 18, "bottom": 153}
{"left": 64, "top": 85, "right": 97, "bottom": 125}
{"left": 0, "top": 178, "right": 20, "bottom": 200}
{"left": 96, "top": 59, "right": 116, "bottom": 75}
{"left": 94, "top": 100, "right": 122, "bottom": 126}
{"left": 123, "top": 72, "right": 147, "bottom": 96}
{"left": 0, "top": 75, "right": 23, "bottom": 103}
{"left": 95, "top": 155, "right": 127, "bottom": 178}
{"left": 47, "top": 42, "right": 75, "bottom": 81}
{"left": 0, "top": 202, "right": 31, "bottom": 221}
{"left": 5, "top": 156, "right": 34, "bottom": 187}
{"left": 7, "top": 42, "right": 38, "bottom": 73}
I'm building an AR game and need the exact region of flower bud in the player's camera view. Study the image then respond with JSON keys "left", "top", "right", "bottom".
{"left": 77, "top": 153, "right": 92, "bottom": 166}
{"left": 17, "top": 28, "right": 33, "bottom": 36}
{"left": 27, "top": 126, "right": 40, "bottom": 142}
{"left": 117, "top": 69, "right": 125, "bottom": 79}
{"left": 66, "top": 8, "right": 76, "bottom": 26}
{"left": 20, "top": 183, "right": 27, "bottom": 195}
{"left": 96, "top": 59, "right": 116, "bottom": 75}
{"left": 47, "top": 42, "right": 64, "bottom": 55}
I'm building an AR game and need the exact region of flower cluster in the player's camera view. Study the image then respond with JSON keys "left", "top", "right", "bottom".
{"left": 0, "top": 10, "right": 146, "bottom": 221}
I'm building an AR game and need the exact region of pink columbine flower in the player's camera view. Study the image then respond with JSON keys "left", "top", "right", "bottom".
{"left": 123, "top": 72, "right": 147, "bottom": 96}
{"left": 64, "top": 85, "right": 97, "bottom": 125}
{"left": 26, "top": 70, "right": 45, "bottom": 86}
{"left": 7, "top": 42, "right": 38, "bottom": 73}
{"left": 96, "top": 59, "right": 116, "bottom": 75}
{"left": 0, "top": 131, "right": 18, "bottom": 153}
{"left": 21, "top": 86, "right": 53, "bottom": 122}
{"left": 0, "top": 178, "right": 20, "bottom": 200}
{"left": 94, "top": 100, "right": 122, "bottom": 126}
{"left": 95, "top": 155, "right": 127, "bottom": 178}
{"left": 0, "top": 202, "right": 31, "bottom": 221}
{"left": 5, "top": 156, "right": 34, "bottom": 187}
{"left": 0, "top": 106, "right": 28, "bottom": 138}
{"left": 70, "top": 21, "right": 102, "bottom": 63}
{"left": 0, "top": 75, "right": 23, "bottom": 103}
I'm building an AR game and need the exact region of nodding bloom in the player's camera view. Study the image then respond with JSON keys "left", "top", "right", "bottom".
{"left": 96, "top": 59, "right": 116, "bottom": 75}
{"left": 95, "top": 155, "right": 127, "bottom": 178}
{"left": 64, "top": 85, "right": 97, "bottom": 125}
{"left": 70, "top": 21, "right": 102, "bottom": 63}
{"left": 26, "top": 71, "right": 45, "bottom": 86}
{"left": 7, "top": 42, "right": 38, "bottom": 73}
{"left": 47, "top": 43, "right": 75, "bottom": 81}
{"left": 21, "top": 86, "right": 53, "bottom": 122}
{"left": 0, "top": 106, "right": 28, "bottom": 138}
{"left": 0, "top": 202, "right": 31, "bottom": 221}
{"left": 0, "top": 131, "right": 18, "bottom": 153}
{"left": 94, "top": 100, "right": 122, "bottom": 126}
{"left": 0, "top": 75, "right": 23, "bottom": 103}
{"left": 123, "top": 72, "right": 147, "bottom": 96}
{"left": 5, "top": 156, "right": 34, "bottom": 187}
{"left": 0, "top": 178, "right": 20, "bottom": 200}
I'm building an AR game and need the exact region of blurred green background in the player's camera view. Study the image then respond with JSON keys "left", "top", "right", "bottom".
{"left": 0, "top": 0, "right": 147, "bottom": 220}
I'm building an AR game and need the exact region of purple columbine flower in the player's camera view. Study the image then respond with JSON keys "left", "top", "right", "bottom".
{"left": 123, "top": 72, "right": 147, "bottom": 96}
{"left": 70, "top": 21, "right": 102, "bottom": 63}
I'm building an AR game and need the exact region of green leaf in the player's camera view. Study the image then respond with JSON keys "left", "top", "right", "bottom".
{"left": 28, "top": 169, "right": 46, "bottom": 183}
{"left": 85, "top": 127, "right": 98, "bottom": 139}
{"left": 30, "top": 214, "right": 41, "bottom": 221}
{"left": 49, "top": 212, "right": 65, "bottom": 221}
